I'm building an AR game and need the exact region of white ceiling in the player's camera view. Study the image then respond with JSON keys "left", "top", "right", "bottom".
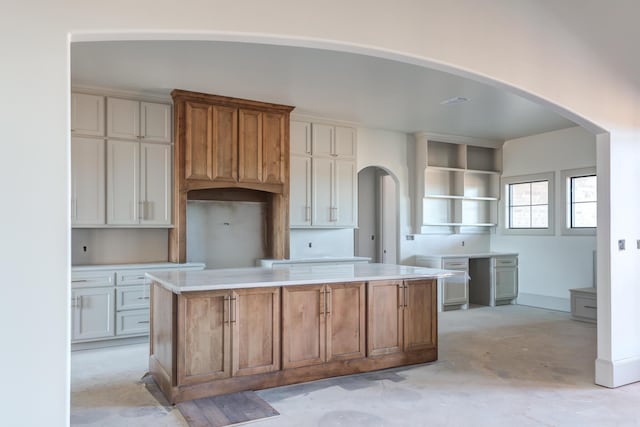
{"left": 71, "top": 41, "right": 576, "bottom": 141}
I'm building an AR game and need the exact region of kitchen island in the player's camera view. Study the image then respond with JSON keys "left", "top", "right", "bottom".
{"left": 147, "top": 263, "right": 455, "bottom": 403}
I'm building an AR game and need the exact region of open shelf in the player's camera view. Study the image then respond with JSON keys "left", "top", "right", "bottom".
{"left": 427, "top": 141, "right": 466, "bottom": 169}
{"left": 416, "top": 138, "right": 502, "bottom": 234}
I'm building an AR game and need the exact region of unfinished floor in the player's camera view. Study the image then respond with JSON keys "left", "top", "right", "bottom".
{"left": 71, "top": 305, "right": 640, "bottom": 426}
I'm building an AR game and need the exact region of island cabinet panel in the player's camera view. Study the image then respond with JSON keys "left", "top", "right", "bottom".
{"left": 231, "top": 287, "right": 280, "bottom": 376}
{"left": 367, "top": 280, "right": 404, "bottom": 356}
{"left": 367, "top": 279, "right": 437, "bottom": 356}
{"left": 283, "top": 282, "right": 366, "bottom": 368}
{"left": 326, "top": 282, "right": 366, "bottom": 362}
{"left": 403, "top": 279, "right": 437, "bottom": 352}
{"left": 178, "top": 291, "right": 231, "bottom": 385}
{"left": 282, "top": 285, "right": 326, "bottom": 369}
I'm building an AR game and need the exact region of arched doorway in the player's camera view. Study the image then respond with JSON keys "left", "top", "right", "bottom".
{"left": 355, "top": 166, "right": 399, "bottom": 264}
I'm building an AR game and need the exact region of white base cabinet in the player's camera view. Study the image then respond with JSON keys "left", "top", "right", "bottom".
{"left": 71, "top": 263, "right": 205, "bottom": 347}
{"left": 71, "top": 287, "right": 115, "bottom": 341}
{"left": 416, "top": 253, "right": 518, "bottom": 311}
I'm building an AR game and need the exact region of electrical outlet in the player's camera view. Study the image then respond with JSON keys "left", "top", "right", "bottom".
{"left": 618, "top": 239, "right": 626, "bottom": 251}
{"left": 308, "top": 242, "right": 312, "bottom": 248}
{"left": 461, "top": 240, "right": 465, "bottom": 247}
{"left": 83, "top": 246, "right": 87, "bottom": 252}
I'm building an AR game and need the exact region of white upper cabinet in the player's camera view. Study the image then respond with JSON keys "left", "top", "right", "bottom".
{"left": 140, "top": 143, "right": 172, "bottom": 225}
{"left": 312, "top": 123, "right": 356, "bottom": 159}
{"left": 108, "top": 98, "right": 171, "bottom": 142}
{"left": 312, "top": 157, "right": 334, "bottom": 226}
{"left": 290, "top": 120, "right": 311, "bottom": 155}
{"left": 71, "top": 93, "right": 105, "bottom": 137}
{"left": 334, "top": 159, "right": 357, "bottom": 226}
{"left": 334, "top": 126, "right": 356, "bottom": 159}
{"left": 71, "top": 137, "right": 105, "bottom": 226}
{"left": 107, "top": 140, "right": 140, "bottom": 225}
{"left": 141, "top": 102, "right": 172, "bottom": 143}
{"left": 291, "top": 119, "right": 357, "bottom": 228}
{"left": 107, "top": 98, "right": 140, "bottom": 140}
{"left": 290, "top": 155, "right": 312, "bottom": 227}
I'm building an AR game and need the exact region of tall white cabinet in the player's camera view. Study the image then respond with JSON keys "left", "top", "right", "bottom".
{"left": 290, "top": 119, "right": 357, "bottom": 228}
{"left": 71, "top": 91, "right": 172, "bottom": 228}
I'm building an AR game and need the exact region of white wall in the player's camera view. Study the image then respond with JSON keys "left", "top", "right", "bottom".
{"left": 491, "top": 127, "right": 597, "bottom": 311}
{"left": 72, "top": 229, "right": 168, "bottom": 265}
{"left": 3, "top": 2, "right": 640, "bottom": 424}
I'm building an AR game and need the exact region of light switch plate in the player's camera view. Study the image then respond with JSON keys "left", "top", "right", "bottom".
{"left": 618, "top": 239, "right": 626, "bottom": 250}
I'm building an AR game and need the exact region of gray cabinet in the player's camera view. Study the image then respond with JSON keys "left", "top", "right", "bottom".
{"left": 493, "top": 256, "right": 518, "bottom": 303}
{"left": 71, "top": 286, "right": 115, "bottom": 341}
{"left": 415, "top": 256, "right": 468, "bottom": 311}
{"left": 71, "top": 263, "right": 205, "bottom": 346}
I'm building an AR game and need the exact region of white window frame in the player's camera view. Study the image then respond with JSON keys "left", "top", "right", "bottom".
{"left": 501, "top": 172, "right": 555, "bottom": 236}
{"left": 561, "top": 167, "right": 596, "bottom": 236}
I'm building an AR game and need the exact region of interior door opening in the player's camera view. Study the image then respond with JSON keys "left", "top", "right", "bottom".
{"left": 355, "top": 166, "right": 398, "bottom": 264}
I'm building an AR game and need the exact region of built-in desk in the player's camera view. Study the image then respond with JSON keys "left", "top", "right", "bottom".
{"left": 415, "top": 253, "right": 519, "bottom": 311}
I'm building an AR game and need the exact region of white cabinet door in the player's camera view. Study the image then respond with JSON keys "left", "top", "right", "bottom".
{"left": 312, "top": 123, "right": 333, "bottom": 157}
{"left": 140, "top": 143, "right": 172, "bottom": 225}
{"left": 334, "top": 159, "right": 356, "bottom": 226}
{"left": 71, "top": 93, "right": 105, "bottom": 137}
{"left": 290, "top": 120, "right": 311, "bottom": 155}
{"left": 107, "top": 98, "right": 140, "bottom": 140}
{"left": 290, "top": 155, "right": 312, "bottom": 227}
{"left": 312, "top": 157, "right": 334, "bottom": 226}
{"left": 72, "top": 287, "right": 115, "bottom": 341}
{"left": 334, "top": 126, "right": 356, "bottom": 158}
{"left": 107, "top": 140, "right": 139, "bottom": 225}
{"left": 442, "top": 276, "right": 468, "bottom": 305}
{"left": 71, "top": 137, "right": 105, "bottom": 226}
{"left": 495, "top": 267, "right": 518, "bottom": 300}
{"left": 141, "top": 102, "right": 172, "bottom": 143}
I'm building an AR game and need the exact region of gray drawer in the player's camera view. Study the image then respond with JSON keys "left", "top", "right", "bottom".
{"left": 572, "top": 294, "right": 597, "bottom": 322}
{"left": 71, "top": 271, "right": 115, "bottom": 288}
{"left": 116, "top": 271, "right": 148, "bottom": 286}
{"left": 443, "top": 258, "right": 469, "bottom": 271}
{"left": 493, "top": 257, "right": 517, "bottom": 268}
{"left": 116, "top": 309, "right": 150, "bottom": 336}
{"left": 116, "top": 285, "right": 150, "bottom": 310}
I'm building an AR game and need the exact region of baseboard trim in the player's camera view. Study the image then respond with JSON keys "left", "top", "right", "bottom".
{"left": 516, "top": 293, "right": 570, "bottom": 312}
{"left": 71, "top": 335, "right": 148, "bottom": 351}
{"left": 596, "top": 356, "right": 640, "bottom": 388}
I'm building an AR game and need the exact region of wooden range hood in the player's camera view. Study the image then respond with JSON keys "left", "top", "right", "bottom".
{"left": 168, "top": 89, "right": 294, "bottom": 263}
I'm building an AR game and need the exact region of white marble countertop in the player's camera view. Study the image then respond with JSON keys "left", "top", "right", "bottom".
{"left": 147, "top": 263, "right": 459, "bottom": 294}
{"left": 416, "top": 252, "right": 518, "bottom": 259}
{"left": 258, "top": 256, "right": 371, "bottom": 267}
{"left": 72, "top": 262, "right": 206, "bottom": 272}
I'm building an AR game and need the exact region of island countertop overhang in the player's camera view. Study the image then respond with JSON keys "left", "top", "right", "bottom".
{"left": 146, "top": 263, "right": 458, "bottom": 293}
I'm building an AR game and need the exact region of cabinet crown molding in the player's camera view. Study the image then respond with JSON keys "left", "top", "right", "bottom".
{"left": 171, "top": 89, "right": 294, "bottom": 113}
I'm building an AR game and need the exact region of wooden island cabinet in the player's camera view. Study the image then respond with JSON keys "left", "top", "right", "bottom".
{"left": 148, "top": 264, "right": 452, "bottom": 403}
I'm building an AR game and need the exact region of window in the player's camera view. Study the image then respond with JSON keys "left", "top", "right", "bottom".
{"left": 561, "top": 167, "right": 596, "bottom": 235}
{"left": 501, "top": 172, "right": 555, "bottom": 235}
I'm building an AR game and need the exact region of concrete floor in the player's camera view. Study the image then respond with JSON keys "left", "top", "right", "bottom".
{"left": 71, "top": 305, "right": 640, "bottom": 426}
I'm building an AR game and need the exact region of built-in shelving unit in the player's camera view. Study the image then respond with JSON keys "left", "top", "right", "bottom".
{"left": 415, "top": 133, "right": 502, "bottom": 234}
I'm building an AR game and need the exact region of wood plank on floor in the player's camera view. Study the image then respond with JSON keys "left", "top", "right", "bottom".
{"left": 177, "top": 391, "right": 279, "bottom": 427}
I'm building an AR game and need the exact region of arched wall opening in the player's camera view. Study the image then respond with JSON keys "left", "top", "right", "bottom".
{"left": 66, "top": 32, "right": 613, "bottom": 396}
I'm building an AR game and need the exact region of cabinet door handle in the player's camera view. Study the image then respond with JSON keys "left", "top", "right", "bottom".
{"left": 330, "top": 207, "right": 338, "bottom": 222}
{"left": 404, "top": 284, "right": 408, "bottom": 308}
{"left": 72, "top": 279, "right": 88, "bottom": 283}
{"left": 136, "top": 296, "right": 150, "bottom": 300}
{"left": 230, "top": 297, "right": 237, "bottom": 323}
{"left": 305, "top": 206, "right": 311, "bottom": 222}
{"left": 325, "top": 288, "right": 331, "bottom": 315}
{"left": 584, "top": 305, "right": 597, "bottom": 309}
{"left": 72, "top": 198, "right": 78, "bottom": 220}
{"left": 138, "top": 201, "right": 145, "bottom": 220}
{"left": 137, "top": 320, "right": 150, "bottom": 324}
{"left": 224, "top": 296, "right": 230, "bottom": 324}
{"left": 398, "top": 284, "right": 403, "bottom": 309}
